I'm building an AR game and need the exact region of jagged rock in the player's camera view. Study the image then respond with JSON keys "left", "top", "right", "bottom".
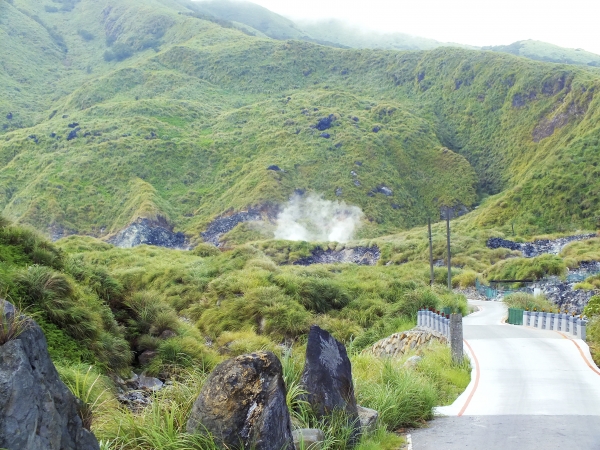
{"left": 108, "top": 218, "right": 187, "bottom": 249}
{"left": 0, "top": 300, "right": 100, "bottom": 450}
{"left": 292, "top": 429, "right": 325, "bottom": 450}
{"left": 187, "top": 351, "right": 294, "bottom": 450}
{"left": 293, "top": 246, "right": 380, "bottom": 266}
{"left": 353, "top": 179, "right": 361, "bottom": 187}
{"left": 68, "top": 122, "right": 79, "bottom": 128}
{"left": 201, "top": 205, "right": 278, "bottom": 246}
{"left": 28, "top": 134, "right": 39, "bottom": 144}
{"left": 357, "top": 405, "right": 378, "bottom": 433}
{"left": 300, "top": 326, "right": 359, "bottom": 440}
{"left": 267, "top": 165, "right": 282, "bottom": 171}
{"left": 320, "top": 133, "right": 330, "bottom": 139}
{"left": 372, "top": 126, "right": 381, "bottom": 133}
{"left": 335, "top": 188, "right": 343, "bottom": 197}
{"left": 6, "top": 112, "right": 12, "bottom": 120}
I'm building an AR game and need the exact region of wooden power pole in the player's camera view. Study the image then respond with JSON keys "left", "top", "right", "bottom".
{"left": 428, "top": 218, "right": 434, "bottom": 286}
{"left": 446, "top": 212, "right": 452, "bottom": 290}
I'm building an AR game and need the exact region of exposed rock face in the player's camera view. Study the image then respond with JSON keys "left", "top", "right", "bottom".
{"left": 300, "top": 326, "right": 359, "bottom": 439}
{"left": 366, "top": 328, "right": 448, "bottom": 358}
{"left": 486, "top": 234, "right": 596, "bottom": 258}
{"left": 534, "top": 281, "right": 594, "bottom": 314}
{"left": 0, "top": 300, "right": 100, "bottom": 450}
{"left": 293, "top": 246, "right": 380, "bottom": 266}
{"left": 201, "top": 205, "right": 278, "bottom": 246}
{"left": 108, "top": 217, "right": 187, "bottom": 249}
{"left": 187, "top": 351, "right": 294, "bottom": 450}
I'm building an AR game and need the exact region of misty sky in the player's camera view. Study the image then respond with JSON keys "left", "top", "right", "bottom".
{"left": 248, "top": 0, "right": 600, "bottom": 54}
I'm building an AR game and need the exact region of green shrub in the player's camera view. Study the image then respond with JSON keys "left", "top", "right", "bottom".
{"left": 452, "top": 270, "right": 478, "bottom": 288}
{"left": 503, "top": 292, "right": 555, "bottom": 311}
{"left": 485, "top": 254, "right": 566, "bottom": 281}
{"left": 146, "top": 336, "right": 218, "bottom": 376}
{"left": 0, "top": 302, "right": 31, "bottom": 345}
{"left": 353, "top": 354, "right": 437, "bottom": 429}
{"left": 584, "top": 295, "right": 600, "bottom": 317}
{"left": 191, "top": 243, "right": 220, "bottom": 258}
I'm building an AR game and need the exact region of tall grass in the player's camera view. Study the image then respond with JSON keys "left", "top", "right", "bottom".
{"left": 503, "top": 292, "right": 556, "bottom": 311}
{"left": 0, "top": 301, "right": 31, "bottom": 345}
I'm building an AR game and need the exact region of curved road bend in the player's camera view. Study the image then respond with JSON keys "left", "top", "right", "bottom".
{"left": 412, "top": 300, "right": 600, "bottom": 449}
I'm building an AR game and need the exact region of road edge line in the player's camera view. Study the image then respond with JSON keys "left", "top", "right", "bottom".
{"left": 458, "top": 339, "right": 480, "bottom": 416}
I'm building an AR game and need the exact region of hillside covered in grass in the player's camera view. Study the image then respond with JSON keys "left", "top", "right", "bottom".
{"left": 2, "top": 0, "right": 600, "bottom": 244}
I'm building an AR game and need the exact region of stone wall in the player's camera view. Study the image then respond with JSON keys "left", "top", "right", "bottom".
{"left": 365, "top": 328, "right": 448, "bottom": 358}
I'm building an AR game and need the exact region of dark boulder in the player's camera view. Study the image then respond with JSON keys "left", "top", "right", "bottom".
{"left": 67, "top": 128, "right": 80, "bottom": 141}
{"left": 372, "top": 126, "right": 381, "bottom": 133}
{"left": 0, "top": 300, "right": 100, "bottom": 450}
{"left": 300, "top": 326, "right": 359, "bottom": 439}
{"left": 267, "top": 165, "right": 282, "bottom": 171}
{"left": 108, "top": 218, "right": 188, "bottom": 249}
{"left": 320, "top": 133, "right": 330, "bottom": 139}
{"left": 28, "top": 134, "right": 39, "bottom": 144}
{"left": 68, "top": 122, "right": 79, "bottom": 128}
{"left": 6, "top": 112, "right": 12, "bottom": 120}
{"left": 187, "top": 351, "right": 294, "bottom": 450}
{"left": 316, "top": 114, "right": 335, "bottom": 131}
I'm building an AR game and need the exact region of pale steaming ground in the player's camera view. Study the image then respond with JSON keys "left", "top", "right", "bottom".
{"left": 274, "top": 194, "right": 363, "bottom": 243}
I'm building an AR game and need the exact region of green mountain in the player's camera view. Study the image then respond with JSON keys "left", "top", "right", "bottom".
{"left": 1, "top": 0, "right": 600, "bottom": 244}
{"left": 483, "top": 40, "right": 600, "bottom": 67}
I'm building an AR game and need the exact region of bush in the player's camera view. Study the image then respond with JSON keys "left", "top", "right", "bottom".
{"left": 191, "top": 243, "right": 220, "bottom": 257}
{"left": 584, "top": 295, "right": 600, "bottom": 317}
{"left": 77, "top": 29, "right": 95, "bottom": 41}
{"left": 353, "top": 354, "right": 437, "bottom": 428}
{"left": 146, "top": 336, "right": 218, "bottom": 376}
{"left": 0, "top": 302, "right": 31, "bottom": 345}
{"left": 485, "top": 254, "right": 566, "bottom": 281}
{"left": 452, "top": 270, "right": 478, "bottom": 288}
{"left": 104, "top": 43, "right": 133, "bottom": 62}
{"left": 503, "top": 292, "right": 555, "bottom": 311}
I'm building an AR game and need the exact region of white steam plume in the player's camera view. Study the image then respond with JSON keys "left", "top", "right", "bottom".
{"left": 274, "top": 194, "right": 363, "bottom": 243}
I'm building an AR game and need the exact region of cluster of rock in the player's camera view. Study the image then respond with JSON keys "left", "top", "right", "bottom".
{"left": 186, "top": 325, "right": 377, "bottom": 449}
{"left": 113, "top": 373, "right": 165, "bottom": 412}
{"left": 365, "top": 328, "right": 448, "bottom": 359}
{"left": 0, "top": 300, "right": 100, "bottom": 450}
{"left": 293, "top": 246, "right": 380, "bottom": 266}
{"left": 534, "top": 281, "right": 595, "bottom": 314}
{"left": 486, "top": 234, "right": 596, "bottom": 258}
{"left": 108, "top": 217, "right": 188, "bottom": 249}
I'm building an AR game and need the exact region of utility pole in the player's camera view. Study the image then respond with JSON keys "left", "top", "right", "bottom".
{"left": 446, "top": 210, "right": 452, "bottom": 290}
{"left": 428, "top": 217, "right": 434, "bottom": 286}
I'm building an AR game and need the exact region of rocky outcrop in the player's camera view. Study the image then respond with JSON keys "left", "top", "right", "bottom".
{"left": 534, "top": 281, "right": 594, "bottom": 314}
{"left": 108, "top": 218, "right": 187, "bottom": 249}
{"left": 486, "top": 234, "right": 596, "bottom": 258}
{"left": 357, "top": 406, "right": 378, "bottom": 433}
{"left": 0, "top": 300, "right": 100, "bottom": 450}
{"left": 187, "top": 351, "right": 294, "bottom": 450}
{"left": 300, "top": 326, "right": 359, "bottom": 440}
{"left": 293, "top": 246, "right": 380, "bottom": 266}
{"left": 201, "top": 205, "right": 278, "bottom": 246}
{"left": 365, "top": 328, "right": 448, "bottom": 358}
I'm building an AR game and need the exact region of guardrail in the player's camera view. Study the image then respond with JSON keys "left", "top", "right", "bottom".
{"left": 417, "top": 309, "right": 450, "bottom": 338}
{"left": 514, "top": 310, "right": 588, "bottom": 340}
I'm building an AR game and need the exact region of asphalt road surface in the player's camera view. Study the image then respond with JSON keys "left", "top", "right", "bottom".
{"left": 411, "top": 300, "right": 600, "bottom": 449}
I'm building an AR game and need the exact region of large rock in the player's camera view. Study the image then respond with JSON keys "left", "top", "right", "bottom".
{"left": 0, "top": 300, "right": 100, "bottom": 450}
{"left": 187, "top": 351, "right": 294, "bottom": 450}
{"left": 300, "top": 326, "right": 359, "bottom": 438}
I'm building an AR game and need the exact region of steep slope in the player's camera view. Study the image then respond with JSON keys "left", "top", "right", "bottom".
{"left": 1, "top": 0, "right": 600, "bottom": 243}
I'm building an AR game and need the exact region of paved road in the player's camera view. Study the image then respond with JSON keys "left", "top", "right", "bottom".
{"left": 412, "top": 300, "right": 600, "bottom": 449}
